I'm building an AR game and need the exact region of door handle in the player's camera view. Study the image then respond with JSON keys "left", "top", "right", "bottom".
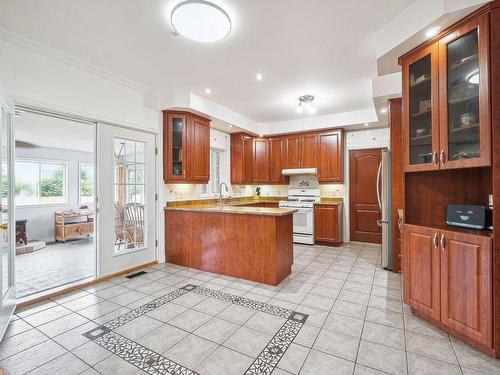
{"left": 433, "top": 233, "right": 439, "bottom": 249}
{"left": 376, "top": 161, "right": 382, "bottom": 210}
{"left": 432, "top": 151, "right": 438, "bottom": 166}
{"left": 377, "top": 219, "right": 388, "bottom": 227}
{"left": 440, "top": 150, "right": 445, "bottom": 165}
{"left": 440, "top": 233, "right": 446, "bottom": 251}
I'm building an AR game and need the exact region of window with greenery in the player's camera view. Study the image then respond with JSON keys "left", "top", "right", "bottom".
{"left": 79, "top": 163, "right": 95, "bottom": 203}
{"left": 15, "top": 160, "right": 67, "bottom": 205}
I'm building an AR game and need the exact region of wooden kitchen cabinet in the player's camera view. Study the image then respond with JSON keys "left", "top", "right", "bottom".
{"left": 268, "top": 138, "right": 286, "bottom": 184}
{"left": 163, "top": 111, "right": 210, "bottom": 183}
{"left": 314, "top": 204, "right": 342, "bottom": 246}
{"left": 440, "top": 229, "right": 492, "bottom": 347}
{"left": 318, "top": 130, "right": 343, "bottom": 182}
{"left": 403, "top": 224, "right": 441, "bottom": 321}
{"left": 401, "top": 14, "right": 491, "bottom": 172}
{"left": 253, "top": 137, "right": 269, "bottom": 183}
{"left": 282, "top": 133, "right": 318, "bottom": 169}
{"left": 403, "top": 224, "right": 493, "bottom": 349}
{"left": 230, "top": 132, "right": 253, "bottom": 184}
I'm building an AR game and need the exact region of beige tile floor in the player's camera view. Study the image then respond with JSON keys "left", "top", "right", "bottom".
{"left": 1, "top": 242, "right": 499, "bottom": 375}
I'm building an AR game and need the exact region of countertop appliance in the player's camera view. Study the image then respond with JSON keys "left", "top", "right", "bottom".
{"left": 377, "top": 149, "right": 393, "bottom": 270}
{"left": 279, "top": 180, "right": 320, "bottom": 245}
{"left": 446, "top": 204, "right": 492, "bottom": 229}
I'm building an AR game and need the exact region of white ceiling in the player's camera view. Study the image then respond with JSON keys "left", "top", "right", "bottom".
{"left": 15, "top": 111, "right": 96, "bottom": 153}
{"left": 0, "top": 0, "right": 414, "bottom": 124}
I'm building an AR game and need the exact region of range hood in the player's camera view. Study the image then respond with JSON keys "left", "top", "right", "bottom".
{"left": 282, "top": 168, "right": 317, "bottom": 176}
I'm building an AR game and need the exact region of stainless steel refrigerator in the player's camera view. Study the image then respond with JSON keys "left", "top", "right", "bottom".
{"left": 377, "top": 149, "right": 392, "bottom": 270}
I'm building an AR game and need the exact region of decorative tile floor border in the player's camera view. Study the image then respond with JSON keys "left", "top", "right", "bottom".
{"left": 84, "top": 283, "right": 308, "bottom": 375}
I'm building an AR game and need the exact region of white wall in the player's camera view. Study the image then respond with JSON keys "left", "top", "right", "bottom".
{"left": 15, "top": 146, "right": 95, "bottom": 243}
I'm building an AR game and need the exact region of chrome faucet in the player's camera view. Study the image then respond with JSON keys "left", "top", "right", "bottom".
{"left": 219, "top": 182, "right": 230, "bottom": 204}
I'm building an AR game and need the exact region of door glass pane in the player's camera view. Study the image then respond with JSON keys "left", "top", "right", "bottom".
{"left": 171, "top": 117, "right": 184, "bottom": 176}
{"left": 447, "top": 29, "right": 480, "bottom": 161}
{"left": 114, "top": 137, "right": 146, "bottom": 254}
{"left": 409, "top": 54, "right": 433, "bottom": 165}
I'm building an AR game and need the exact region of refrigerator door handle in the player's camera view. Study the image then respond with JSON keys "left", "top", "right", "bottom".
{"left": 376, "top": 160, "right": 382, "bottom": 210}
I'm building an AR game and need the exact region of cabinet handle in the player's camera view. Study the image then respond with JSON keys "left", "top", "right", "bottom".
{"left": 440, "top": 233, "right": 446, "bottom": 251}
{"left": 433, "top": 233, "right": 439, "bottom": 249}
{"left": 440, "top": 150, "right": 445, "bottom": 165}
{"left": 432, "top": 151, "right": 438, "bottom": 166}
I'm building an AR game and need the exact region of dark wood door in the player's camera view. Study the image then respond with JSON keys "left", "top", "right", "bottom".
{"left": 189, "top": 117, "right": 210, "bottom": 182}
{"left": 242, "top": 135, "right": 254, "bottom": 183}
{"left": 438, "top": 14, "right": 491, "bottom": 170}
{"left": 403, "top": 224, "right": 441, "bottom": 321}
{"left": 318, "top": 130, "right": 343, "bottom": 182}
{"left": 314, "top": 205, "right": 339, "bottom": 244}
{"left": 282, "top": 135, "right": 301, "bottom": 169}
{"left": 300, "top": 133, "right": 318, "bottom": 168}
{"left": 268, "top": 138, "right": 285, "bottom": 183}
{"left": 440, "top": 230, "right": 492, "bottom": 347}
{"left": 253, "top": 138, "right": 269, "bottom": 183}
{"left": 349, "top": 148, "right": 382, "bottom": 243}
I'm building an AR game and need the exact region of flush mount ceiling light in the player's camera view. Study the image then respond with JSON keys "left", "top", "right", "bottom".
{"left": 171, "top": 0, "right": 231, "bottom": 43}
{"left": 205, "top": 88, "right": 212, "bottom": 94}
{"left": 296, "top": 95, "right": 316, "bottom": 115}
{"left": 380, "top": 107, "right": 388, "bottom": 114}
{"left": 256, "top": 73, "right": 263, "bottom": 81}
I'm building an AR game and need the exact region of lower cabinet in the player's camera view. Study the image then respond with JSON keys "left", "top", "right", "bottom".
{"left": 403, "top": 224, "right": 493, "bottom": 348}
{"left": 314, "top": 204, "right": 342, "bottom": 245}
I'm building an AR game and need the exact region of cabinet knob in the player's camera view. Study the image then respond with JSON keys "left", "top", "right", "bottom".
{"left": 440, "top": 233, "right": 446, "bottom": 251}
{"left": 432, "top": 151, "right": 438, "bottom": 166}
{"left": 433, "top": 233, "right": 439, "bottom": 249}
{"left": 440, "top": 150, "right": 445, "bottom": 165}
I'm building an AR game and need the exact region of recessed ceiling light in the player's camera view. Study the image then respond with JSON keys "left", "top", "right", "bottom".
{"left": 259, "top": 134, "right": 264, "bottom": 137}
{"left": 171, "top": 0, "right": 231, "bottom": 43}
{"left": 205, "top": 88, "right": 212, "bottom": 94}
{"left": 426, "top": 26, "right": 441, "bottom": 39}
{"left": 256, "top": 73, "right": 263, "bottom": 81}
{"left": 380, "top": 107, "right": 388, "bottom": 114}
{"left": 364, "top": 123, "right": 369, "bottom": 127}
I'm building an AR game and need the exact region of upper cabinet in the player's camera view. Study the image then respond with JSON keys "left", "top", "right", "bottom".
{"left": 268, "top": 138, "right": 286, "bottom": 184}
{"left": 401, "top": 14, "right": 491, "bottom": 172}
{"left": 230, "top": 133, "right": 253, "bottom": 185}
{"left": 163, "top": 111, "right": 210, "bottom": 183}
{"left": 253, "top": 137, "right": 269, "bottom": 183}
{"left": 439, "top": 14, "right": 490, "bottom": 169}
{"left": 282, "top": 133, "right": 318, "bottom": 169}
{"left": 318, "top": 130, "right": 344, "bottom": 182}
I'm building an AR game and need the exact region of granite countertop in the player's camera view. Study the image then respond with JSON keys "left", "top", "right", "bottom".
{"left": 315, "top": 198, "right": 344, "bottom": 206}
{"left": 165, "top": 204, "right": 297, "bottom": 216}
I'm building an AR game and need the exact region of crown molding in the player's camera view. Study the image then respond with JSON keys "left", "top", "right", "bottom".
{"left": 0, "top": 26, "right": 164, "bottom": 100}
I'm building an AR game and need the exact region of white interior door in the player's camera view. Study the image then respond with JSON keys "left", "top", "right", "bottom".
{"left": 97, "top": 124, "right": 156, "bottom": 276}
{"left": 0, "top": 85, "right": 15, "bottom": 338}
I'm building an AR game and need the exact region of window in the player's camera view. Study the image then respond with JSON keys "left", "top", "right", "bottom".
{"left": 202, "top": 149, "right": 224, "bottom": 195}
{"left": 114, "top": 138, "right": 146, "bottom": 254}
{"left": 15, "top": 159, "right": 67, "bottom": 205}
{"left": 79, "top": 163, "right": 95, "bottom": 204}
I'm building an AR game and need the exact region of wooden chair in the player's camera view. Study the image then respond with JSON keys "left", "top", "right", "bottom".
{"left": 124, "top": 203, "right": 145, "bottom": 248}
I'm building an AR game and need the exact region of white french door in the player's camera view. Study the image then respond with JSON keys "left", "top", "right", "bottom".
{"left": 0, "top": 85, "right": 15, "bottom": 338}
{"left": 97, "top": 124, "right": 156, "bottom": 276}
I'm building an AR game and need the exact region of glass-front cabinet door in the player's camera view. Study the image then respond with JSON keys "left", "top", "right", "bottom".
{"left": 403, "top": 43, "right": 440, "bottom": 172}
{"left": 165, "top": 113, "right": 187, "bottom": 181}
{"left": 439, "top": 14, "right": 490, "bottom": 169}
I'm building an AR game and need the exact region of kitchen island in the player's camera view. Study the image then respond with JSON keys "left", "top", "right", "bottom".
{"left": 165, "top": 200, "right": 296, "bottom": 285}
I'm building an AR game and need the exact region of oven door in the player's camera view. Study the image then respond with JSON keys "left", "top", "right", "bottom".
{"left": 293, "top": 208, "right": 314, "bottom": 235}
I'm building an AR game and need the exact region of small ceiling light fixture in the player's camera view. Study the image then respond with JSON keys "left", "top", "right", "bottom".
{"left": 467, "top": 70, "right": 480, "bottom": 85}
{"left": 256, "top": 73, "right": 263, "bottom": 81}
{"left": 228, "top": 124, "right": 233, "bottom": 128}
{"left": 296, "top": 95, "right": 316, "bottom": 115}
{"left": 364, "top": 123, "right": 369, "bottom": 127}
{"left": 171, "top": 0, "right": 231, "bottom": 43}
{"left": 205, "top": 88, "right": 212, "bottom": 94}
{"left": 380, "top": 107, "right": 388, "bottom": 114}
{"left": 426, "top": 26, "right": 441, "bottom": 39}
